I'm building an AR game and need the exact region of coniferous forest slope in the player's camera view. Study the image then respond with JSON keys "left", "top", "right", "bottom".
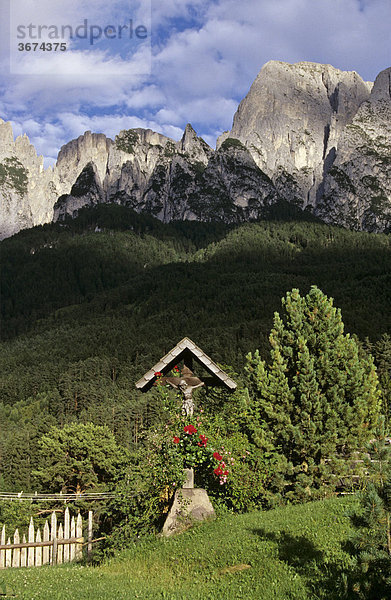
{"left": 0, "top": 205, "right": 390, "bottom": 491}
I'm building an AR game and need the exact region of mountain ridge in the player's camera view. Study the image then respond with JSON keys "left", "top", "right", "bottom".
{"left": 1, "top": 60, "right": 390, "bottom": 239}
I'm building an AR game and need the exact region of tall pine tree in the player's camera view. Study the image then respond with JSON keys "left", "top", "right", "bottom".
{"left": 245, "top": 286, "right": 381, "bottom": 500}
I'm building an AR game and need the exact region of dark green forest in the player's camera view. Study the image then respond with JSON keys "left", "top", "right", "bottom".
{"left": 0, "top": 204, "right": 390, "bottom": 492}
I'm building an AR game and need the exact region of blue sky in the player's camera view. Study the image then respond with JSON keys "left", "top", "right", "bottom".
{"left": 0, "top": 0, "right": 390, "bottom": 166}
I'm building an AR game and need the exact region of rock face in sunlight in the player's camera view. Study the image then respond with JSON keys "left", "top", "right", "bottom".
{"left": 0, "top": 120, "right": 58, "bottom": 239}
{"left": 52, "top": 123, "right": 279, "bottom": 225}
{"left": 219, "top": 61, "right": 372, "bottom": 209}
{"left": 1, "top": 61, "right": 390, "bottom": 239}
{"left": 317, "top": 67, "right": 391, "bottom": 231}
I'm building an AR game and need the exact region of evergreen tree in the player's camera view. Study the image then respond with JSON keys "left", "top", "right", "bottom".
{"left": 367, "top": 334, "right": 391, "bottom": 429}
{"left": 350, "top": 422, "right": 391, "bottom": 599}
{"left": 245, "top": 286, "right": 381, "bottom": 500}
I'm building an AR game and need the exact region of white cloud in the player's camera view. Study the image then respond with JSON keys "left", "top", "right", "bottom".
{"left": 10, "top": 39, "right": 151, "bottom": 78}
{"left": 2, "top": 50, "right": 151, "bottom": 116}
{"left": 156, "top": 97, "right": 237, "bottom": 130}
{"left": 125, "top": 85, "right": 166, "bottom": 109}
{"left": 2, "top": 0, "right": 390, "bottom": 167}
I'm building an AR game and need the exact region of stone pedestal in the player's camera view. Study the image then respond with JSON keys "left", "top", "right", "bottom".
{"left": 162, "top": 488, "right": 215, "bottom": 537}
{"left": 182, "top": 468, "right": 194, "bottom": 489}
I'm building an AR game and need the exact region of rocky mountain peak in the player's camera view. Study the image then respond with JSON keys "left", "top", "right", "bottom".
{"left": 317, "top": 65, "right": 391, "bottom": 231}
{"left": 1, "top": 61, "right": 390, "bottom": 238}
{"left": 180, "top": 123, "right": 198, "bottom": 149}
{"left": 178, "top": 123, "right": 212, "bottom": 164}
{"left": 221, "top": 60, "right": 372, "bottom": 208}
{"left": 0, "top": 119, "right": 14, "bottom": 146}
{"left": 56, "top": 130, "right": 112, "bottom": 189}
{"left": 0, "top": 119, "right": 59, "bottom": 239}
{"left": 370, "top": 67, "right": 391, "bottom": 102}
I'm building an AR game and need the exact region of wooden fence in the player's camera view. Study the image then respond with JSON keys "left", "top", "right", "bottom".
{"left": 0, "top": 508, "right": 93, "bottom": 569}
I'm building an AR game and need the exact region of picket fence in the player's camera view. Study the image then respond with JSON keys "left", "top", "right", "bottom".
{"left": 0, "top": 508, "right": 92, "bottom": 569}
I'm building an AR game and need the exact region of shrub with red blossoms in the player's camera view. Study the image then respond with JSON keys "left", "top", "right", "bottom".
{"left": 172, "top": 420, "right": 228, "bottom": 484}
{"left": 184, "top": 424, "right": 197, "bottom": 435}
{"left": 153, "top": 371, "right": 164, "bottom": 385}
{"left": 213, "top": 453, "right": 229, "bottom": 485}
{"left": 198, "top": 434, "right": 208, "bottom": 447}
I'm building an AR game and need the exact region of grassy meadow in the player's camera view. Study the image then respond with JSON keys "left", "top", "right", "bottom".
{"left": 1, "top": 496, "right": 356, "bottom": 600}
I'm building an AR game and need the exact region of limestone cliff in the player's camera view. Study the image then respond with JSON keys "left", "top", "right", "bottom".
{"left": 317, "top": 67, "right": 391, "bottom": 231}
{"left": 0, "top": 120, "right": 58, "bottom": 239}
{"left": 218, "top": 61, "right": 372, "bottom": 207}
{"left": 53, "top": 124, "right": 279, "bottom": 224}
{"left": 1, "top": 60, "right": 390, "bottom": 238}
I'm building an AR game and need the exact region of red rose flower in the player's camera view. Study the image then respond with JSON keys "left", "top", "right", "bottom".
{"left": 154, "top": 371, "right": 163, "bottom": 377}
{"left": 173, "top": 436, "right": 180, "bottom": 444}
{"left": 223, "top": 470, "right": 229, "bottom": 476}
{"left": 213, "top": 452, "right": 223, "bottom": 461}
{"left": 214, "top": 466, "right": 223, "bottom": 476}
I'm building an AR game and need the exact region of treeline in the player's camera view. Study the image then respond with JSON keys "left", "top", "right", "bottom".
{"left": 0, "top": 205, "right": 390, "bottom": 490}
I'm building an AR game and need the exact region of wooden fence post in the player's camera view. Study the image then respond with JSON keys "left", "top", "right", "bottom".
{"left": 12, "top": 529, "right": 20, "bottom": 568}
{"left": 35, "top": 528, "right": 42, "bottom": 567}
{"left": 27, "top": 518, "right": 34, "bottom": 567}
{"left": 0, "top": 525, "right": 5, "bottom": 569}
{"left": 88, "top": 511, "right": 93, "bottom": 561}
{"left": 42, "top": 521, "right": 50, "bottom": 565}
{"left": 51, "top": 538, "right": 57, "bottom": 566}
{"left": 5, "top": 538, "right": 11, "bottom": 568}
{"left": 76, "top": 514, "right": 83, "bottom": 561}
{"left": 50, "top": 512, "right": 57, "bottom": 565}
{"left": 21, "top": 535, "right": 27, "bottom": 567}
{"left": 64, "top": 507, "right": 70, "bottom": 564}
{"left": 70, "top": 516, "right": 76, "bottom": 561}
{"left": 57, "top": 524, "right": 64, "bottom": 565}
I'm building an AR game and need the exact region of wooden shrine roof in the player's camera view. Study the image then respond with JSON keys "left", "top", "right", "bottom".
{"left": 135, "top": 337, "right": 237, "bottom": 392}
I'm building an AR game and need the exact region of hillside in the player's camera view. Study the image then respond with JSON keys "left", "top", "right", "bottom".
{"left": 0, "top": 207, "right": 390, "bottom": 490}
{"left": 0, "top": 496, "right": 357, "bottom": 600}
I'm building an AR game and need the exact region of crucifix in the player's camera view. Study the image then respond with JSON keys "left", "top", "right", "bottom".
{"left": 135, "top": 338, "right": 237, "bottom": 415}
{"left": 164, "top": 366, "right": 205, "bottom": 416}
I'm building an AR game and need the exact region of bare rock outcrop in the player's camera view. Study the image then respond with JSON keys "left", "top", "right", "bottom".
{"left": 2, "top": 60, "right": 390, "bottom": 238}
{"left": 54, "top": 123, "right": 279, "bottom": 224}
{"left": 317, "top": 67, "right": 391, "bottom": 231}
{"left": 218, "top": 60, "right": 372, "bottom": 207}
{"left": 0, "top": 120, "right": 58, "bottom": 239}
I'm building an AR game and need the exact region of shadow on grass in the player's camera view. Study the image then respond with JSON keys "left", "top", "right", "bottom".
{"left": 251, "top": 528, "right": 352, "bottom": 600}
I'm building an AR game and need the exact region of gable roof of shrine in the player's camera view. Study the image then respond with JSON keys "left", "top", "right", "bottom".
{"left": 135, "top": 337, "right": 237, "bottom": 391}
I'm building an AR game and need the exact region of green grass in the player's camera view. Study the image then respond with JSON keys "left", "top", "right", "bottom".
{"left": 0, "top": 496, "right": 357, "bottom": 599}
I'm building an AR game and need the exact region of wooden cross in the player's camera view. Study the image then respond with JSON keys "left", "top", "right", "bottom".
{"left": 162, "top": 366, "right": 205, "bottom": 416}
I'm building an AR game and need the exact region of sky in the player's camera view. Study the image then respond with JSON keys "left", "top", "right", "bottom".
{"left": 0, "top": 0, "right": 390, "bottom": 167}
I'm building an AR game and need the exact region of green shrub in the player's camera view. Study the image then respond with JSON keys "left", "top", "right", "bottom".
{"left": 115, "top": 130, "right": 139, "bottom": 154}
